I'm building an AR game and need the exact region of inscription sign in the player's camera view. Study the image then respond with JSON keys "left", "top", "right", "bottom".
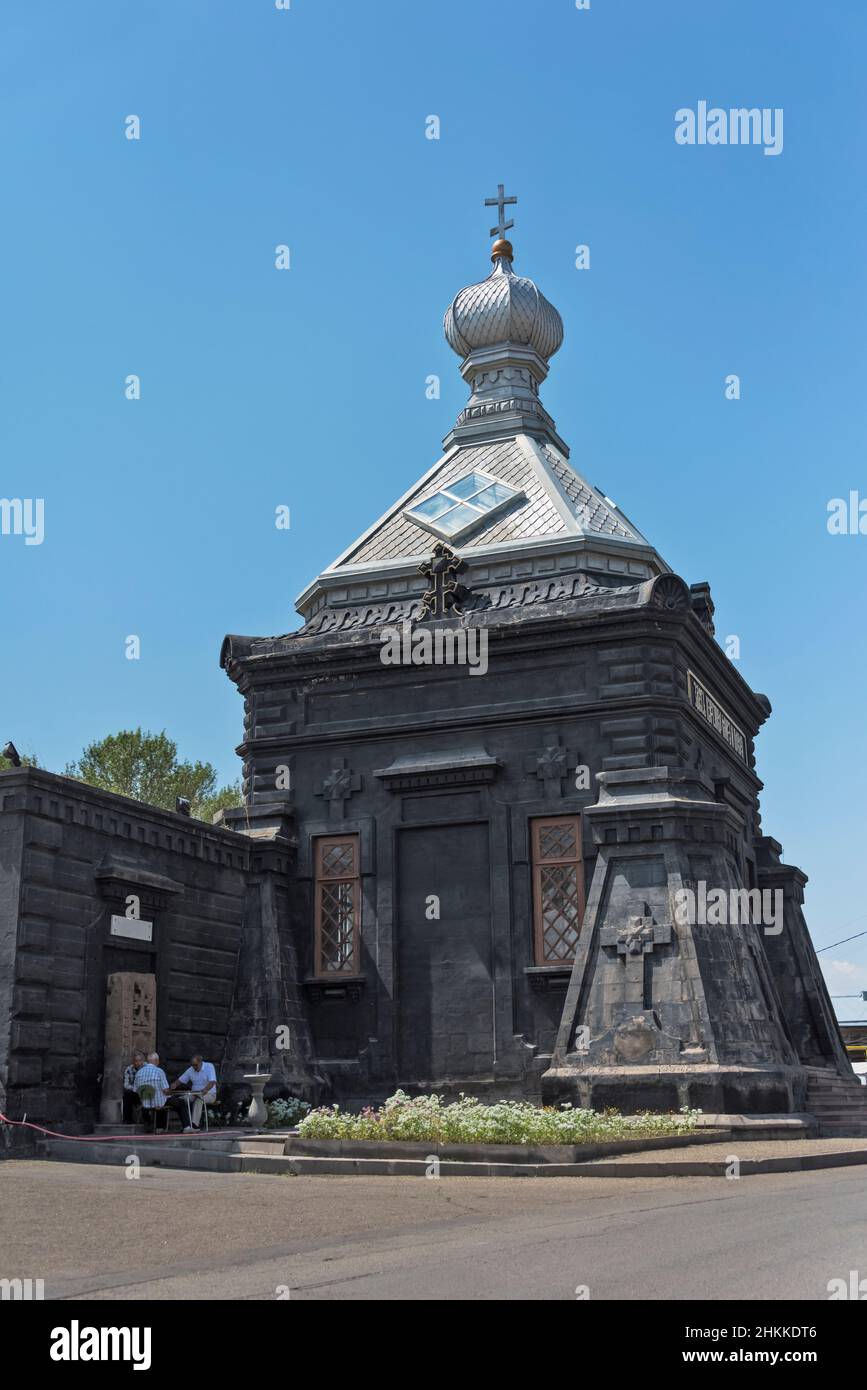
{"left": 110, "top": 914, "right": 154, "bottom": 943}
{"left": 687, "top": 671, "right": 747, "bottom": 763}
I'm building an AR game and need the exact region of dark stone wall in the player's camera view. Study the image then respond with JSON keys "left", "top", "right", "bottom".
{"left": 219, "top": 816, "right": 325, "bottom": 1101}
{"left": 224, "top": 596, "right": 778, "bottom": 1104}
{"left": 0, "top": 805, "right": 24, "bottom": 1127}
{"left": 1, "top": 586, "right": 850, "bottom": 1134}
{"left": 0, "top": 770, "right": 252, "bottom": 1141}
{"left": 756, "top": 836, "right": 856, "bottom": 1077}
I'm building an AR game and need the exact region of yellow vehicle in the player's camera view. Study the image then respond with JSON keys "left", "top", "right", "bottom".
{"left": 845, "top": 1043, "right": 867, "bottom": 1082}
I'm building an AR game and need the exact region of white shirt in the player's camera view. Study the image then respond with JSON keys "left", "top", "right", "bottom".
{"left": 178, "top": 1062, "right": 217, "bottom": 1096}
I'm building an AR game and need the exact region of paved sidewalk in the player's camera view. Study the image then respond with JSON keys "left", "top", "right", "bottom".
{"left": 2, "top": 1159, "right": 866, "bottom": 1300}
{"left": 580, "top": 1137, "right": 867, "bottom": 1164}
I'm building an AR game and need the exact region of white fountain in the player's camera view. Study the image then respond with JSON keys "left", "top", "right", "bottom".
{"left": 242, "top": 1061, "right": 272, "bottom": 1129}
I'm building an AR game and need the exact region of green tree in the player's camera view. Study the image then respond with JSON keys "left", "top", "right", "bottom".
{"left": 193, "top": 782, "right": 245, "bottom": 825}
{"left": 64, "top": 729, "right": 242, "bottom": 822}
{"left": 0, "top": 749, "right": 39, "bottom": 771}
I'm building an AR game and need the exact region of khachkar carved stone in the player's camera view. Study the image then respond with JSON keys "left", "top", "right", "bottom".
{"left": 99, "top": 973, "right": 156, "bottom": 1125}
{"left": 542, "top": 767, "right": 805, "bottom": 1116}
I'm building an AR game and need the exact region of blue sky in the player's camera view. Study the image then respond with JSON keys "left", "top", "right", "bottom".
{"left": 2, "top": 1, "right": 865, "bottom": 1013}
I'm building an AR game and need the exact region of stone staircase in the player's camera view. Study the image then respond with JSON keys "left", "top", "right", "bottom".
{"left": 805, "top": 1067, "right": 867, "bottom": 1136}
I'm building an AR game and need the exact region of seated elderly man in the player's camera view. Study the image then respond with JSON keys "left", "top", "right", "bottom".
{"left": 166, "top": 1054, "right": 218, "bottom": 1132}
{"left": 122, "top": 1051, "right": 145, "bottom": 1123}
{"left": 133, "top": 1052, "right": 170, "bottom": 1132}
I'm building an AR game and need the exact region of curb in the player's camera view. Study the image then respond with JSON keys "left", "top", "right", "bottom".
{"left": 33, "top": 1138, "right": 867, "bottom": 1179}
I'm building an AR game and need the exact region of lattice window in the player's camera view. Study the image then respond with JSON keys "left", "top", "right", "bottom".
{"left": 531, "top": 816, "right": 584, "bottom": 965}
{"left": 314, "top": 835, "right": 360, "bottom": 975}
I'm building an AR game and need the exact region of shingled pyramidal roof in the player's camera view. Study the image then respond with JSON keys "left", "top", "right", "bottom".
{"left": 294, "top": 192, "right": 670, "bottom": 639}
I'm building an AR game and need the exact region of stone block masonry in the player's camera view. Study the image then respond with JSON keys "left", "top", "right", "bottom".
{"left": 0, "top": 769, "right": 319, "bottom": 1149}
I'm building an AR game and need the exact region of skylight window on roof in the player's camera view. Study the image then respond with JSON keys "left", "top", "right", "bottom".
{"left": 404, "top": 471, "right": 523, "bottom": 543}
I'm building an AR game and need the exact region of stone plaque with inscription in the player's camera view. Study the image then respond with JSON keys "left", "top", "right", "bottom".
{"left": 687, "top": 670, "right": 747, "bottom": 762}
{"left": 110, "top": 914, "right": 154, "bottom": 943}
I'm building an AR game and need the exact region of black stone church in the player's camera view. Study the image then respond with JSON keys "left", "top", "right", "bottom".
{"left": 0, "top": 207, "right": 859, "bottom": 1142}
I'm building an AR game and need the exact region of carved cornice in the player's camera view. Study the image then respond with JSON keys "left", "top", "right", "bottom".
{"left": 95, "top": 857, "right": 184, "bottom": 913}
{"left": 301, "top": 571, "right": 644, "bottom": 637}
{"left": 375, "top": 750, "right": 500, "bottom": 792}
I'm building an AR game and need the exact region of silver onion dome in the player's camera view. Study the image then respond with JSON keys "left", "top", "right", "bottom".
{"left": 444, "top": 239, "right": 564, "bottom": 362}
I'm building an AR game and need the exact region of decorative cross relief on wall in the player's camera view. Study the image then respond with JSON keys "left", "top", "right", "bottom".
{"left": 600, "top": 909, "right": 672, "bottom": 1011}
{"left": 315, "top": 759, "right": 362, "bottom": 819}
{"left": 418, "top": 544, "right": 469, "bottom": 619}
{"left": 523, "top": 732, "right": 578, "bottom": 799}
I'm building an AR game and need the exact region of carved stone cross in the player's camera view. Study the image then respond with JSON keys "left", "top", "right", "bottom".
{"left": 600, "top": 911, "right": 672, "bottom": 1009}
{"left": 418, "top": 543, "right": 468, "bottom": 620}
{"left": 315, "top": 759, "right": 361, "bottom": 818}
{"left": 523, "top": 733, "right": 578, "bottom": 799}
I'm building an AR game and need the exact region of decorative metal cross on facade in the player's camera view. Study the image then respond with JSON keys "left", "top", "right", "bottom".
{"left": 600, "top": 911, "right": 672, "bottom": 1010}
{"left": 485, "top": 183, "right": 517, "bottom": 240}
{"left": 418, "top": 543, "right": 468, "bottom": 620}
{"left": 315, "top": 759, "right": 361, "bottom": 818}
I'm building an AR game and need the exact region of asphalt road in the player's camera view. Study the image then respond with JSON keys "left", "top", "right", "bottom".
{"left": 2, "top": 1160, "right": 865, "bottom": 1300}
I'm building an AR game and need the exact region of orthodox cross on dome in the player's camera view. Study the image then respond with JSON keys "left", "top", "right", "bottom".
{"left": 485, "top": 183, "right": 517, "bottom": 241}
{"left": 418, "top": 543, "right": 469, "bottom": 620}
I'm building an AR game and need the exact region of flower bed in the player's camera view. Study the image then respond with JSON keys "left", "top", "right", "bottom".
{"left": 297, "top": 1091, "right": 699, "bottom": 1146}
{"left": 265, "top": 1097, "right": 311, "bottom": 1130}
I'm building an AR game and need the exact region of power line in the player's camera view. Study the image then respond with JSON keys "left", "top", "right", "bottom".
{"left": 817, "top": 927, "right": 867, "bottom": 954}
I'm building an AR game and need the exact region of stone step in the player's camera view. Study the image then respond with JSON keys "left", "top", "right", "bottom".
{"left": 811, "top": 1114, "right": 867, "bottom": 1125}
{"left": 805, "top": 1089, "right": 867, "bottom": 1100}
{"left": 38, "top": 1139, "right": 243, "bottom": 1170}
{"left": 807, "top": 1091, "right": 866, "bottom": 1104}
{"left": 232, "top": 1140, "right": 286, "bottom": 1156}
{"left": 808, "top": 1090, "right": 867, "bottom": 1101}
{"left": 809, "top": 1100, "right": 867, "bottom": 1110}
{"left": 805, "top": 1078, "right": 861, "bottom": 1089}
{"left": 804, "top": 1067, "right": 854, "bottom": 1077}
{"left": 807, "top": 1079, "right": 862, "bottom": 1090}
{"left": 808, "top": 1081, "right": 864, "bottom": 1093}
{"left": 812, "top": 1117, "right": 867, "bottom": 1127}
{"left": 694, "top": 1114, "right": 816, "bottom": 1139}
{"left": 808, "top": 1077, "right": 861, "bottom": 1087}
{"left": 809, "top": 1101, "right": 862, "bottom": 1110}
{"left": 811, "top": 1106, "right": 867, "bottom": 1115}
